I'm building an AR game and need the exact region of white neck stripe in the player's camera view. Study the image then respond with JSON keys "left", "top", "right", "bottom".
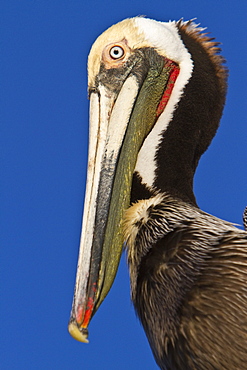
{"left": 134, "top": 18, "right": 193, "bottom": 187}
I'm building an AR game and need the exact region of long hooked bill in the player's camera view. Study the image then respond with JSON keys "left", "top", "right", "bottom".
{"left": 68, "top": 56, "right": 179, "bottom": 342}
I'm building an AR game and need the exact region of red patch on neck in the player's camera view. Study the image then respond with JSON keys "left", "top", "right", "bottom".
{"left": 156, "top": 59, "right": 180, "bottom": 118}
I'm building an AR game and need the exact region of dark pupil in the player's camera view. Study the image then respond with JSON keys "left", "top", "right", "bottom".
{"left": 113, "top": 48, "right": 119, "bottom": 55}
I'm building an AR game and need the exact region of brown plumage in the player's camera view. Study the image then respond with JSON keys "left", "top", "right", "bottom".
{"left": 124, "top": 194, "right": 247, "bottom": 369}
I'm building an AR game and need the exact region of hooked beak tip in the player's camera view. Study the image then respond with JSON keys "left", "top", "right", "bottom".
{"left": 68, "top": 320, "right": 89, "bottom": 343}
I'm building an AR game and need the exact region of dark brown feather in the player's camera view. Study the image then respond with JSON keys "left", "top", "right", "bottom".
{"left": 125, "top": 195, "right": 247, "bottom": 369}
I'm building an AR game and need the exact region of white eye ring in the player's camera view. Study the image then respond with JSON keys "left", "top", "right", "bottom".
{"left": 109, "top": 45, "right": 125, "bottom": 60}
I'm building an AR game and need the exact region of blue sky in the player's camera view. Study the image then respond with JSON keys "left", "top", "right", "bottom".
{"left": 1, "top": 1, "right": 247, "bottom": 369}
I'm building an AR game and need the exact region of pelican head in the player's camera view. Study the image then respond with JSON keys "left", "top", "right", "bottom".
{"left": 68, "top": 17, "right": 227, "bottom": 345}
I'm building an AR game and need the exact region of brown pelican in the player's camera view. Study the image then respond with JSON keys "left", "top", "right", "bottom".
{"left": 68, "top": 17, "right": 247, "bottom": 369}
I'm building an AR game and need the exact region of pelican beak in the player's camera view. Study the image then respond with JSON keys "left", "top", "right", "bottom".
{"left": 68, "top": 45, "right": 179, "bottom": 342}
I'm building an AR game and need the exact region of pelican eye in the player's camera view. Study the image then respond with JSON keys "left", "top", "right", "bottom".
{"left": 109, "top": 45, "right": 125, "bottom": 60}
